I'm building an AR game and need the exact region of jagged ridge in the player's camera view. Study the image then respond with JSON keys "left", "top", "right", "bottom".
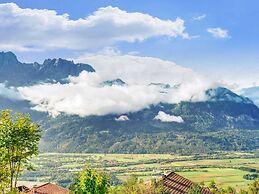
{"left": 0, "top": 51, "right": 95, "bottom": 86}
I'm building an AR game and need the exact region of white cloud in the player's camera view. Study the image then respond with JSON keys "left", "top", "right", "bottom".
{"left": 154, "top": 111, "right": 184, "bottom": 123}
{"left": 115, "top": 115, "right": 130, "bottom": 121}
{"left": 75, "top": 51, "right": 216, "bottom": 103}
{"left": 207, "top": 27, "right": 230, "bottom": 39}
{"left": 193, "top": 14, "right": 206, "bottom": 21}
{"left": 17, "top": 53, "right": 216, "bottom": 117}
{"left": 0, "top": 83, "right": 21, "bottom": 100}
{"left": 18, "top": 72, "right": 164, "bottom": 117}
{"left": 0, "top": 3, "right": 189, "bottom": 51}
{"left": 74, "top": 50, "right": 201, "bottom": 85}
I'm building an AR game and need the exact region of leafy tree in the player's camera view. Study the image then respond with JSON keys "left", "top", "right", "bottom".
{"left": 121, "top": 175, "right": 143, "bottom": 194}
{"left": 247, "top": 180, "right": 259, "bottom": 194}
{"left": 208, "top": 180, "right": 219, "bottom": 193}
{"left": 70, "top": 165, "right": 110, "bottom": 194}
{"left": 225, "top": 186, "right": 237, "bottom": 194}
{"left": 111, "top": 175, "right": 167, "bottom": 194}
{"left": 0, "top": 110, "right": 41, "bottom": 192}
{"left": 0, "top": 162, "right": 9, "bottom": 193}
{"left": 188, "top": 183, "right": 202, "bottom": 194}
{"left": 149, "top": 178, "right": 167, "bottom": 194}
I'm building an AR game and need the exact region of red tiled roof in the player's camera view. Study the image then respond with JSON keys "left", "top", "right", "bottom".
{"left": 163, "top": 172, "right": 212, "bottom": 194}
{"left": 28, "top": 183, "right": 69, "bottom": 194}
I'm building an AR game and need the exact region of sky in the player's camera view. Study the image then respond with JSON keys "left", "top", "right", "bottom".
{"left": 0, "top": 0, "right": 259, "bottom": 88}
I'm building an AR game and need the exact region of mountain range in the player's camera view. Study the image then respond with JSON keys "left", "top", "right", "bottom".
{"left": 0, "top": 51, "right": 258, "bottom": 154}
{"left": 0, "top": 51, "right": 95, "bottom": 86}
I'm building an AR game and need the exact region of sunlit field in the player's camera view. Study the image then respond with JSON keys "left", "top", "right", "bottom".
{"left": 21, "top": 151, "right": 259, "bottom": 190}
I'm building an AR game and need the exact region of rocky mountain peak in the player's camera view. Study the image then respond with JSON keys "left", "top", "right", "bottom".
{"left": 206, "top": 87, "right": 253, "bottom": 104}
{"left": 102, "top": 78, "right": 126, "bottom": 86}
{"left": 0, "top": 51, "right": 95, "bottom": 86}
{"left": 0, "top": 51, "right": 19, "bottom": 67}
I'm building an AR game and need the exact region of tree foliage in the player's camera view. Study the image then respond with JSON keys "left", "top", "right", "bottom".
{"left": 0, "top": 110, "right": 41, "bottom": 192}
{"left": 0, "top": 163, "right": 9, "bottom": 193}
{"left": 187, "top": 179, "right": 259, "bottom": 194}
{"left": 194, "top": 179, "right": 259, "bottom": 194}
{"left": 188, "top": 183, "right": 203, "bottom": 194}
{"left": 70, "top": 167, "right": 166, "bottom": 194}
{"left": 246, "top": 180, "right": 259, "bottom": 194}
{"left": 40, "top": 101, "right": 259, "bottom": 155}
{"left": 111, "top": 175, "right": 167, "bottom": 194}
{"left": 70, "top": 165, "right": 110, "bottom": 194}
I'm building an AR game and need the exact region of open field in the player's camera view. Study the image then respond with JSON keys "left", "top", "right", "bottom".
{"left": 179, "top": 168, "right": 252, "bottom": 189}
{"left": 21, "top": 151, "right": 259, "bottom": 190}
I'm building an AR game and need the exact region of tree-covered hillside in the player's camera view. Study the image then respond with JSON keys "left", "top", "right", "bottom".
{"left": 40, "top": 101, "right": 259, "bottom": 154}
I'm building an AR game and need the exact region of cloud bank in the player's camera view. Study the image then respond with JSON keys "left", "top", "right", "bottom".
{"left": 239, "top": 87, "right": 259, "bottom": 106}
{"left": 75, "top": 50, "right": 200, "bottom": 85}
{"left": 18, "top": 72, "right": 163, "bottom": 117}
{"left": 17, "top": 53, "right": 216, "bottom": 117}
{"left": 154, "top": 111, "right": 184, "bottom": 123}
{"left": 0, "top": 3, "right": 189, "bottom": 51}
{"left": 0, "top": 83, "right": 21, "bottom": 100}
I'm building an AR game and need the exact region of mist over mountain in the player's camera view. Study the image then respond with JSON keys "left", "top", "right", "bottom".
{"left": 0, "top": 51, "right": 258, "bottom": 154}
{"left": 239, "top": 86, "right": 259, "bottom": 107}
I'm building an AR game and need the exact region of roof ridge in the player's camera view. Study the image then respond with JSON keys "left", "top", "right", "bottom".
{"left": 33, "top": 182, "right": 51, "bottom": 189}
{"left": 163, "top": 172, "right": 213, "bottom": 194}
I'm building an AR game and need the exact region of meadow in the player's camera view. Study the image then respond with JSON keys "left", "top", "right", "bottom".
{"left": 21, "top": 151, "right": 259, "bottom": 190}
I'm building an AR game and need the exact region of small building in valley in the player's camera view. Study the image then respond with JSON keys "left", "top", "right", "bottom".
{"left": 162, "top": 172, "right": 212, "bottom": 194}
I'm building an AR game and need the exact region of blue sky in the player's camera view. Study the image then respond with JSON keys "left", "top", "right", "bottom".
{"left": 0, "top": 0, "right": 259, "bottom": 87}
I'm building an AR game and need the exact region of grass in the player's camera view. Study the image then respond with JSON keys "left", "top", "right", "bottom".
{"left": 178, "top": 168, "right": 253, "bottom": 189}
{"left": 21, "top": 151, "right": 258, "bottom": 190}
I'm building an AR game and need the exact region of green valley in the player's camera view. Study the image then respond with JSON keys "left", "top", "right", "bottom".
{"left": 21, "top": 151, "right": 259, "bottom": 190}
